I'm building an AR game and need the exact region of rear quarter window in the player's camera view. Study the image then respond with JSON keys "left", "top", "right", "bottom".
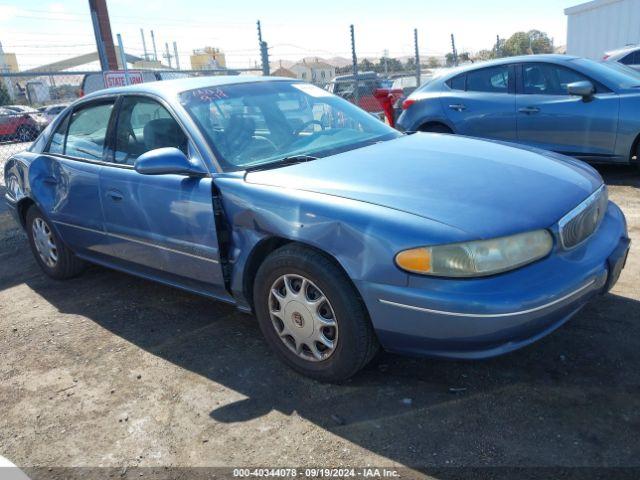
{"left": 447, "top": 74, "right": 466, "bottom": 91}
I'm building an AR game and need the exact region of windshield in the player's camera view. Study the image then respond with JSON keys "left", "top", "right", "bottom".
{"left": 179, "top": 81, "right": 399, "bottom": 171}
{"left": 573, "top": 58, "right": 640, "bottom": 88}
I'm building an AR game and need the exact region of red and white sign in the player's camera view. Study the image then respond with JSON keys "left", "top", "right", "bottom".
{"left": 103, "top": 70, "right": 145, "bottom": 88}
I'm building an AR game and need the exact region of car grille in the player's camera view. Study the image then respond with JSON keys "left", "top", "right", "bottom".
{"left": 559, "top": 185, "right": 608, "bottom": 249}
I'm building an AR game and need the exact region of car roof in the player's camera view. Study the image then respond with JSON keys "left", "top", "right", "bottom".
{"left": 605, "top": 45, "right": 639, "bottom": 57}
{"left": 440, "top": 54, "right": 579, "bottom": 78}
{"left": 81, "top": 75, "right": 298, "bottom": 101}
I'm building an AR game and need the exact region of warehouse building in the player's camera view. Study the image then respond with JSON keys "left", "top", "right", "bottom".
{"left": 565, "top": 0, "right": 640, "bottom": 59}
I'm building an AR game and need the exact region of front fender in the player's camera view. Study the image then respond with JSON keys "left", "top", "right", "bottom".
{"left": 215, "top": 175, "right": 469, "bottom": 307}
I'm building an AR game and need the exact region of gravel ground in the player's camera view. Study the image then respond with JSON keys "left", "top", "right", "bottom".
{"left": 0, "top": 160, "right": 638, "bottom": 477}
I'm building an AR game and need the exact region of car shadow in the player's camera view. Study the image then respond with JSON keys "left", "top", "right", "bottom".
{"left": 595, "top": 164, "right": 639, "bottom": 188}
{"left": 13, "top": 245, "right": 640, "bottom": 469}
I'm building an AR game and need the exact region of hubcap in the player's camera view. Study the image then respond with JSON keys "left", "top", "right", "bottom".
{"left": 32, "top": 217, "right": 58, "bottom": 268}
{"left": 268, "top": 274, "right": 338, "bottom": 362}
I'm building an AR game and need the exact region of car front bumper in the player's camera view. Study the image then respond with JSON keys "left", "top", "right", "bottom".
{"left": 357, "top": 202, "right": 630, "bottom": 359}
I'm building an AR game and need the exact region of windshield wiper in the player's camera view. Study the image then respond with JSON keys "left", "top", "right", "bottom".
{"left": 244, "top": 155, "right": 318, "bottom": 172}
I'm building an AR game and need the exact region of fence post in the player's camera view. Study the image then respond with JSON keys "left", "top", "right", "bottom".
{"left": 451, "top": 33, "right": 458, "bottom": 67}
{"left": 350, "top": 24, "right": 359, "bottom": 104}
{"left": 414, "top": 28, "right": 421, "bottom": 87}
{"left": 257, "top": 21, "right": 270, "bottom": 76}
{"left": 117, "top": 33, "right": 130, "bottom": 85}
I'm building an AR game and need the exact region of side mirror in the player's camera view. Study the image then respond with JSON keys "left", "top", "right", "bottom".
{"left": 134, "top": 147, "right": 207, "bottom": 177}
{"left": 567, "top": 81, "right": 595, "bottom": 98}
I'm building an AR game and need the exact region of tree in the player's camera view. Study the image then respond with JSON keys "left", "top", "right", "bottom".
{"left": 427, "top": 57, "right": 441, "bottom": 68}
{"left": 0, "top": 81, "right": 10, "bottom": 106}
{"left": 502, "top": 30, "right": 553, "bottom": 57}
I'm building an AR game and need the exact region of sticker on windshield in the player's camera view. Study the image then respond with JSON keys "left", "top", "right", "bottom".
{"left": 292, "top": 83, "right": 332, "bottom": 97}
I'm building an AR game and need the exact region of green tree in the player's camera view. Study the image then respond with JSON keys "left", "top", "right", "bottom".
{"left": 0, "top": 81, "right": 10, "bottom": 106}
{"left": 503, "top": 30, "right": 553, "bottom": 57}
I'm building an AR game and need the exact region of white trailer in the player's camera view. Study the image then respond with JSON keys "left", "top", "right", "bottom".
{"left": 565, "top": 0, "right": 640, "bottom": 60}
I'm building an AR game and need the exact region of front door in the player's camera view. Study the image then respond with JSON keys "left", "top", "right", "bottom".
{"left": 516, "top": 62, "right": 619, "bottom": 159}
{"left": 99, "top": 95, "right": 227, "bottom": 297}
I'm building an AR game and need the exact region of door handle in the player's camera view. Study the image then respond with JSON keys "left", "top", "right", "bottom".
{"left": 106, "top": 189, "right": 124, "bottom": 201}
{"left": 448, "top": 104, "right": 466, "bottom": 111}
{"left": 43, "top": 176, "right": 58, "bottom": 185}
{"left": 518, "top": 106, "right": 540, "bottom": 114}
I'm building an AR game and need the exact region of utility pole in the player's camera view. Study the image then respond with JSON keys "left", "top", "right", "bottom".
{"left": 164, "top": 42, "right": 173, "bottom": 68}
{"left": 88, "top": 0, "right": 118, "bottom": 70}
{"left": 350, "top": 24, "right": 359, "bottom": 103}
{"left": 257, "top": 20, "right": 270, "bottom": 76}
{"left": 150, "top": 30, "right": 158, "bottom": 61}
{"left": 450, "top": 33, "right": 458, "bottom": 66}
{"left": 383, "top": 49, "right": 389, "bottom": 77}
{"left": 140, "top": 28, "right": 148, "bottom": 61}
{"left": 413, "top": 28, "right": 421, "bottom": 86}
{"left": 173, "top": 41, "right": 180, "bottom": 70}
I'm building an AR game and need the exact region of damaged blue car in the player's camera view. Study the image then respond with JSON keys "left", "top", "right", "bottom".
{"left": 4, "top": 77, "right": 630, "bottom": 381}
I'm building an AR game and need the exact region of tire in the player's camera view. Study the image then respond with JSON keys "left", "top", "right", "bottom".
{"left": 16, "top": 125, "right": 36, "bottom": 142}
{"left": 253, "top": 244, "right": 379, "bottom": 382}
{"left": 26, "top": 205, "right": 85, "bottom": 280}
{"left": 419, "top": 123, "right": 453, "bottom": 134}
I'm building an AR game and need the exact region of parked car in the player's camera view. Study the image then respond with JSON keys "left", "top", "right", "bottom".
{"left": 604, "top": 45, "right": 640, "bottom": 71}
{"left": 3, "top": 104, "right": 49, "bottom": 132}
{"left": 326, "top": 71, "right": 387, "bottom": 117}
{"left": 39, "top": 104, "right": 69, "bottom": 125}
{"left": 397, "top": 54, "right": 640, "bottom": 169}
{"left": 4, "top": 77, "right": 629, "bottom": 381}
{"left": 0, "top": 107, "right": 40, "bottom": 142}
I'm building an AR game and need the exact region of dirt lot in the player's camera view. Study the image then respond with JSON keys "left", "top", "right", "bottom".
{"left": 0, "top": 160, "right": 639, "bottom": 477}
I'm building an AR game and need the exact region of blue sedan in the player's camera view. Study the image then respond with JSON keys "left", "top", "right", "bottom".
{"left": 4, "top": 76, "right": 630, "bottom": 381}
{"left": 397, "top": 54, "right": 640, "bottom": 168}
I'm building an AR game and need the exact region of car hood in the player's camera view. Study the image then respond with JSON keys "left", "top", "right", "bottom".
{"left": 245, "top": 133, "right": 602, "bottom": 239}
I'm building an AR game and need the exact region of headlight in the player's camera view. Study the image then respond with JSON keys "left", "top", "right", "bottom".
{"left": 395, "top": 230, "right": 553, "bottom": 277}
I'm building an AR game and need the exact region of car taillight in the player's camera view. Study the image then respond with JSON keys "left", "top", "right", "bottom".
{"left": 402, "top": 98, "right": 416, "bottom": 110}
{"left": 603, "top": 54, "right": 610, "bottom": 60}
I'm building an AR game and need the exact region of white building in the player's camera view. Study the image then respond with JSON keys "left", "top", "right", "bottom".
{"left": 565, "top": 0, "right": 640, "bottom": 59}
{"left": 290, "top": 59, "right": 336, "bottom": 84}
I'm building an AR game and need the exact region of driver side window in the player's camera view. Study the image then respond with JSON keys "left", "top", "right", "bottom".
{"left": 113, "top": 96, "right": 188, "bottom": 165}
{"left": 522, "top": 63, "right": 593, "bottom": 95}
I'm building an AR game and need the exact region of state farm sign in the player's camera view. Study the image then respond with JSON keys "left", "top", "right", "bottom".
{"left": 103, "top": 70, "right": 145, "bottom": 88}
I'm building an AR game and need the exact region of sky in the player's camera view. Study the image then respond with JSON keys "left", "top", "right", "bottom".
{"left": 0, "top": 0, "right": 581, "bottom": 70}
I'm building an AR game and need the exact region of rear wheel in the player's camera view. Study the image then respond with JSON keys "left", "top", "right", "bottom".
{"left": 16, "top": 125, "right": 37, "bottom": 142}
{"left": 419, "top": 123, "right": 453, "bottom": 134}
{"left": 26, "top": 206, "right": 85, "bottom": 279}
{"left": 253, "top": 244, "right": 379, "bottom": 382}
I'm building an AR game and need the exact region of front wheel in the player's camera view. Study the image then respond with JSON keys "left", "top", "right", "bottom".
{"left": 26, "top": 206, "right": 85, "bottom": 279}
{"left": 253, "top": 244, "right": 379, "bottom": 382}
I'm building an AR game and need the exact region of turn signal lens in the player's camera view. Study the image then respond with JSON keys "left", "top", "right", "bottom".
{"left": 395, "top": 247, "right": 431, "bottom": 274}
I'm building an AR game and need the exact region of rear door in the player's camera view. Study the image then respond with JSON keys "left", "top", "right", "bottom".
{"left": 35, "top": 99, "right": 115, "bottom": 255}
{"left": 515, "top": 62, "right": 619, "bottom": 159}
{"left": 98, "top": 95, "right": 227, "bottom": 297}
{"left": 441, "top": 64, "right": 517, "bottom": 141}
